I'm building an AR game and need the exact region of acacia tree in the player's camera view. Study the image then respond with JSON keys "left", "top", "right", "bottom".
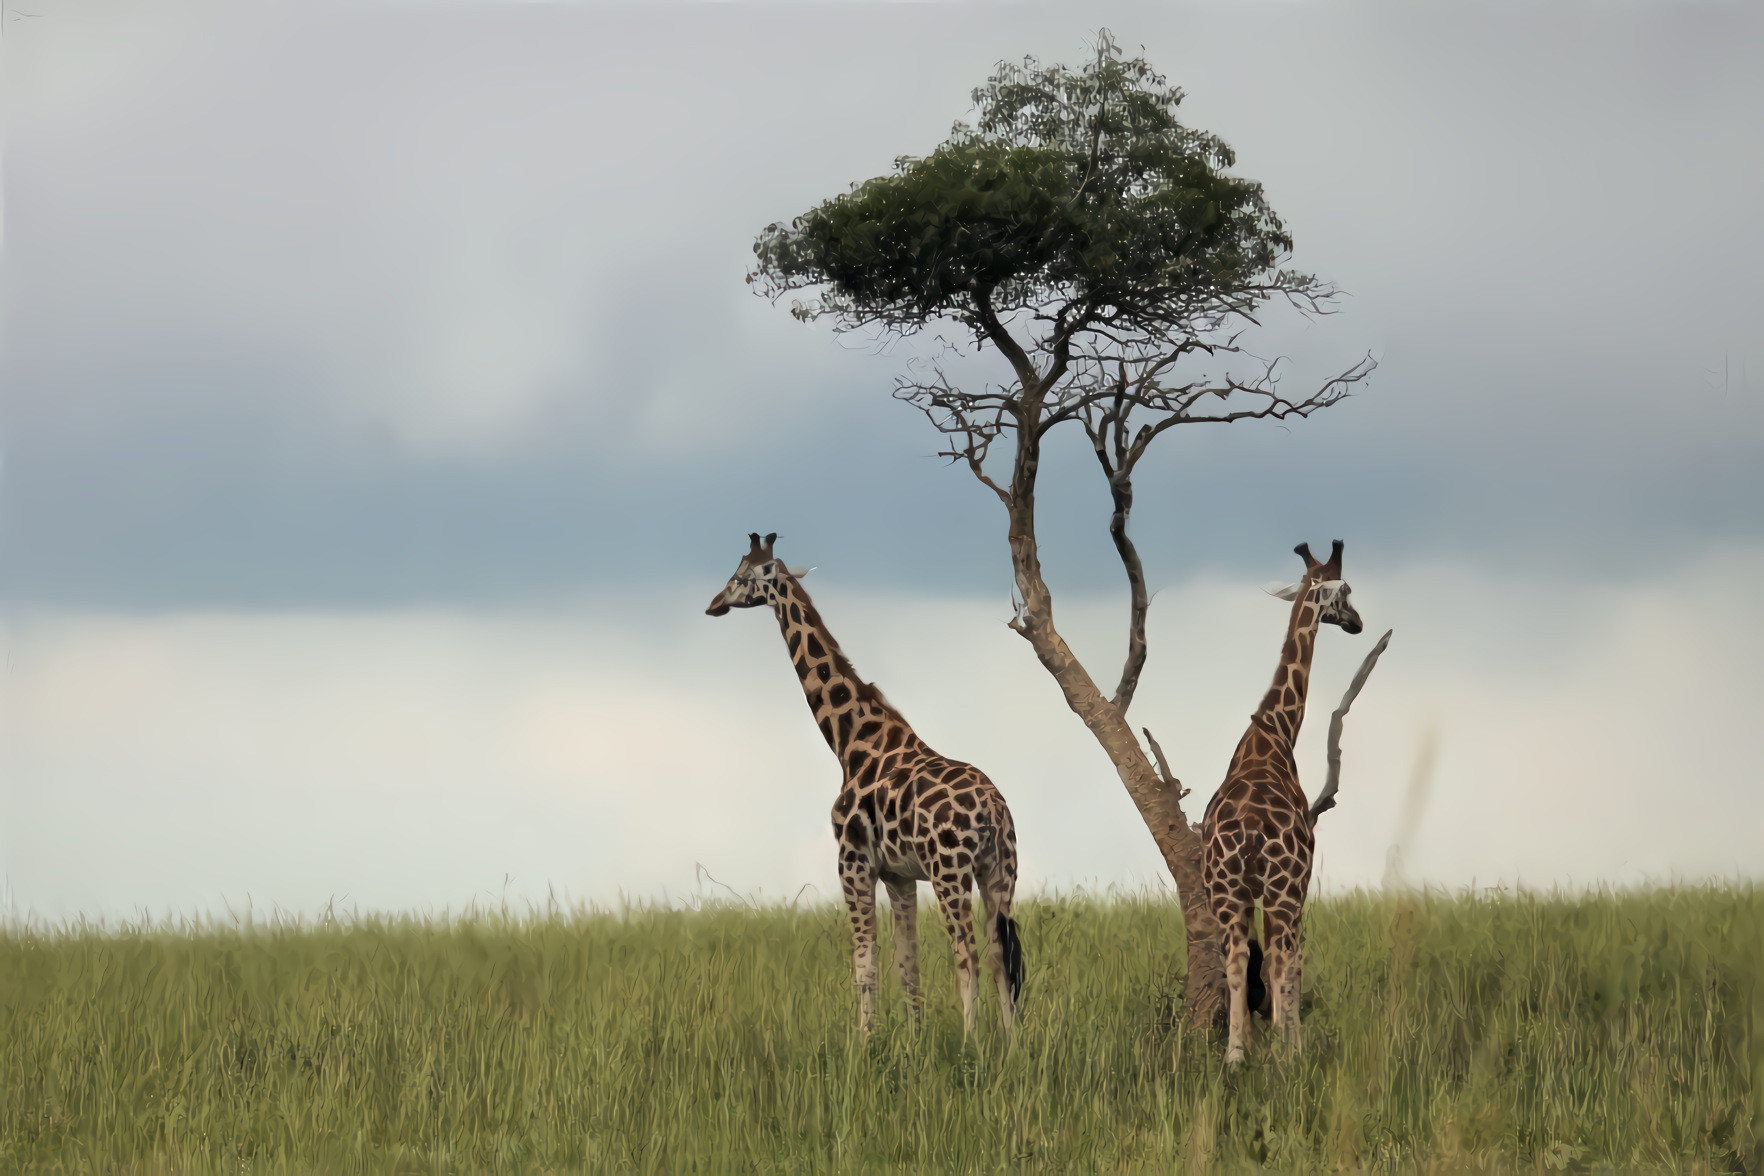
{"left": 751, "top": 33, "right": 1374, "bottom": 1023}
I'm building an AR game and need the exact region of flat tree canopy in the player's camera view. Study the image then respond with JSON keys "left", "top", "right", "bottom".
{"left": 751, "top": 32, "right": 1375, "bottom": 1027}
{"left": 753, "top": 33, "right": 1327, "bottom": 375}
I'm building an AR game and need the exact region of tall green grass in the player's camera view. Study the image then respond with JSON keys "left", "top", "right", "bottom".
{"left": 2, "top": 885, "right": 1758, "bottom": 1173}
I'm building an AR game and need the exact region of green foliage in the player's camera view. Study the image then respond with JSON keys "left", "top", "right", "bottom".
{"left": 2, "top": 885, "right": 1759, "bottom": 1173}
{"left": 752, "top": 33, "right": 1303, "bottom": 335}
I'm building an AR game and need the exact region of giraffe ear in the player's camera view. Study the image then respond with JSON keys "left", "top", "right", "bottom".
{"left": 785, "top": 565, "right": 813, "bottom": 578}
{"left": 1265, "top": 581, "right": 1303, "bottom": 601}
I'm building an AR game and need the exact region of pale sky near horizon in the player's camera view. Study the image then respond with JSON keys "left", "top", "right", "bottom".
{"left": 1, "top": 1, "right": 1760, "bottom": 920}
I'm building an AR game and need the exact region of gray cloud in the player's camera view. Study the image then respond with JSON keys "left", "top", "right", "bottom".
{"left": 2, "top": 1, "right": 1760, "bottom": 609}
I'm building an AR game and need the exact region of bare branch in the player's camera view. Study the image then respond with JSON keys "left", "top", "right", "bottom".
{"left": 892, "top": 363, "right": 1020, "bottom": 504}
{"left": 1141, "top": 727, "right": 1191, "bottom": 803}
{"left": 1053, "top": 346, "right": 1375, "bottom": 716}
{"left": 1082, "top": 374, "right": 1152, "bottom": 712}
{"left": 973, "top": 287, "right": 1042, "bottom": 395}
{"left": 1310, "top": 628, "right": 1394, "bottom": 823}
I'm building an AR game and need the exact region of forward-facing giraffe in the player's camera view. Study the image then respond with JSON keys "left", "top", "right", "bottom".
{"left": 1203, "top": 540, "right": 1364, "bottom": 1065}
{"left": 706, "top": 533, "right": 1024, "bottom": 1035}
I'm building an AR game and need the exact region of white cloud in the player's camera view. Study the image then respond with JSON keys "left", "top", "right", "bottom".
{"left": 5, "top": 550, "right": 1759, "bottom": 921}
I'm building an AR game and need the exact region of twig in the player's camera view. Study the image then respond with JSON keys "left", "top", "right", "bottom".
{"left": 1310, "top": 628, "right": 1392, "bottom": 822}
{"left": 694, "top": 862, "right": 758, "bottom": 910}
{"left": 1140, "top": 727, "right": 1191, "bottom": 802}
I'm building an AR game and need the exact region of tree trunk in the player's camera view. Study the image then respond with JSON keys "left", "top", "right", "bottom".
{"left": 1002, "top": 424, "right": 1227, "bottom": 1026}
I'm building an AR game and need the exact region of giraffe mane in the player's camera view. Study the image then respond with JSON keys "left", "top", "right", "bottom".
{"left": 787, "top": 576, "right": 906, "bottom": 722}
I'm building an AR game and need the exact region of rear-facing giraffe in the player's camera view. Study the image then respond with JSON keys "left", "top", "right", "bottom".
{"left": 706, "top": 533, "right": 1024, "bottom": 1035}
{"left": 1203, "top": 540, "right": 1364, "bottom": 1064}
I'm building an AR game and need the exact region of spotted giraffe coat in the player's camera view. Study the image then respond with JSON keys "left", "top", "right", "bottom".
{"left": 707, "top": 533, "right": 1023, "bottom": 1034}
{"left": 1203, "top": 540, "right": 1363, "bottom": 1064}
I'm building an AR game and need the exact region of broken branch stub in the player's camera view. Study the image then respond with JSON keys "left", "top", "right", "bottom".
{"left": 1140, "top": 727, "right": 1192, "bottom": 803}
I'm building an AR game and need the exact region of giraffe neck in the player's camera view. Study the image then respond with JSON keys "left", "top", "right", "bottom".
{"left": 765, "top": 575, "right": 921, "bottom": 767}
{"left": 1253, "top": 573, "right": 1323, "bottom": 746}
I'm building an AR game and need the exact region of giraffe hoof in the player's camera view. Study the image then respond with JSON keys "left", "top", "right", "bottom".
{"left": 1224, "top": 1047, "right": 1245, "bottom": 1066}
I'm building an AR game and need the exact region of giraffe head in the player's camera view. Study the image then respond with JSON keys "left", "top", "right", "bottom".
{"left": 1275, "top": 540, "right": 1364, "bottom": 634}
{"left": 705, "top": 532, "right": 811, "bottom": 616}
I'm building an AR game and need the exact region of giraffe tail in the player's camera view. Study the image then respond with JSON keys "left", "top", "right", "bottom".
{"left": 1244, "top": 826, "right": 1270, "bottom": 1018}
{"left": 1247, "top": 935, "right": 1269, "bottom": 1019}
{"left": 994, "top": 911, "right": 1024, "bottom": 1003}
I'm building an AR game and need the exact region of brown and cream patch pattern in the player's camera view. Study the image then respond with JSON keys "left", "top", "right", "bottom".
{"left": 708, "top": 533, "right": 1023, "bottom": 1035}
{"left": 1202, "top": 539, "right": 1362, "bottom": 1065}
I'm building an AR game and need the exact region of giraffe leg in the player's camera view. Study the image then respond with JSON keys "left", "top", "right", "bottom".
{"left": 1205, "top": 831, "right": 1253, "bottom": 1066}
{"left": 931, "top": 874, "right": 979, "bottom": 1037}
{"left": 1221, "top": 907, "right": 1253, "bottom": 1065}
{"left": 1263, "top": 821, "right": 1312, "bottom": 1054}
{"left": 840, "top": 860, "right": 880, "bottom": 1033}
{"left": 884, "top": 877, "right": 921, "bottom": 1023}
{"left": 1264, "top": 900, "right": 1305, "bottom": 1053}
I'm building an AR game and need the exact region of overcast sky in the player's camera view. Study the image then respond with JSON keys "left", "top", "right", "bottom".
{"left": 2, "top": 1, "right": 1759, "bottom": 920}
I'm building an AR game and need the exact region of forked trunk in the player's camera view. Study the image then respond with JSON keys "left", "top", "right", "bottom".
{"left": 1001, "top": 428, "right": 1228, "bottom": 1026}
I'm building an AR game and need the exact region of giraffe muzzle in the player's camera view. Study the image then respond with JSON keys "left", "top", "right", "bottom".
{"left": 705, "top": 593, "right": 731, "bottom": 617}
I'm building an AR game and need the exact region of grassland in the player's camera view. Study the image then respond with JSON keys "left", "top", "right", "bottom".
{"left": 1, "top": 885, "right": 1759, "bottom": 1174}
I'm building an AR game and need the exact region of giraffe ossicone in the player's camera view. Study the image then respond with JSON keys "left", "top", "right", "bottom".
{"left": 1203, "top": 538, "right": 1365, "bottom": 1065}
{"left": 707, "top": 532, "right": 1024, "bottom": 1036}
